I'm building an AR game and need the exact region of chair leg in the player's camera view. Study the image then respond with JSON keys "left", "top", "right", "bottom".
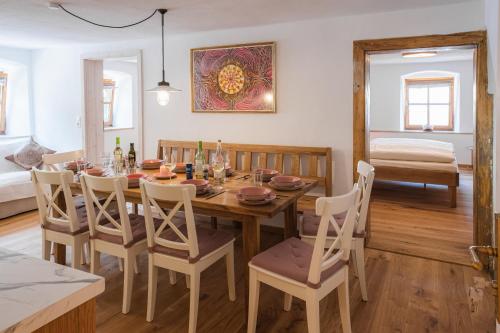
{"left": 284, "top": 293, "right": 293, "bottom": 311}
{"left": 211, "top": 216, "right": 218, "bottom": 229}
{"left": 226, "top": 246, "right": 236, "bottom": 301}
{"left": 188, "top": 270, "right": 201, "bottom": 333}
{"left": 122, "top": 254, "right": 135, "bottom": 314}
{"left": 305, "top": 293, "right": 320, "bottom": 333}
{"left": 169, "top": 270, "right": 177, "bottom": 285}
{"left": 354, "top": 240, "right": 368, "bottom": 301}
{"left": 72, "top": 238, "right": 82, "bottom": 270}
{"left": 118, "top": 257, "right": 124, "bottom": 272}
{"left": 90, "top": 241, "right": 100, "bottom": 274}
{"left": 134, "top": 257, "right": 139, "bottom": 274}
{"left": 350, "top": 249, "right": 358, "bottom": 277}
{"left": 186, "top": 274, "right": 190, "bottom": 289}
{"left": 80, "top": 244, "right": 86, "bottom": 266}
{"left": 247, "top": 268, "right": 260, "bottom": 333}
{"left": 42, "top": 236, "right": 51, "bottom": 261}
{"left": 146, "top": 254, "right": 158, "bottom": 322}
{"left": 338, "top": 269, "right": 352, "bottom": 333}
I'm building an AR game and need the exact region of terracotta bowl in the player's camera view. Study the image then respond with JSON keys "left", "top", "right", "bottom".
{"left": 86, "top": 167, "right": 104, "bottom": 176}
{"left": 143, "top": 159, "right": 162, "bottom": 164}
{"left": 181, "top": 179, "right": 209, "bottom": 189}
{"left": 127, "top": 173, "right": 145, "bottom": 180}
{"left": 239, "top": 186, "right": 271, "bottom": 201}
{"left": 271, "top": 175, "right": 301, "bottom": 185}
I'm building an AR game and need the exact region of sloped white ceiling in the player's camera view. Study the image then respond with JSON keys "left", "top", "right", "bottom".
{"left": 0, "top": 0, "right": 479, "bottom": 49}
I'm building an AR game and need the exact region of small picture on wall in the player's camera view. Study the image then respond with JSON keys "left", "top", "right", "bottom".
{"left": 190, "top": 42, "right": 276, "bottom": 113}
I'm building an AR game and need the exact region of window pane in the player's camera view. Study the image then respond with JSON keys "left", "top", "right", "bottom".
{"left": 408, "top": 104, "right": 427, "bottom": 126}
{"left": 429, "top": 85, "right": 450, "bottom": 104}
{"left": 429, "top": 104, "right": 450, "bottom": 127}
{"left": 408, "top": 86, "right": 427, "bottom": 104}
{"left": 103, "top": 88, "right": 113, "bottom": 103}
{"left": 103, "top": 104, "right": 111, "bottom": 123}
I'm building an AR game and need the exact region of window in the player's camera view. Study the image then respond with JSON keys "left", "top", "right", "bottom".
{"left": 0, "top": 72, "right": 6, "bottom": 134}
{"left": 404, "top": 77, "right": 454, "bottom": 131}
{"left": 103, "top": 79, "right": 115, "bottom": 127}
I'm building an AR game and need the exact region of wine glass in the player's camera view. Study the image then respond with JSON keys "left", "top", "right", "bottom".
{"left": 212, "top": 151, "right": 225, "bottom": 190}
{"left": 164, "top": 151, "right": 176, "bottom": 180}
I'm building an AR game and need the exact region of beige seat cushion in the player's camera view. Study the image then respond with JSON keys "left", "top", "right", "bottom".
{"left": 251, "top": 237, "right": 347, "bottom": 288}
{"left": 301, "top": 210, "right": 365, "bottom": 238}
{"left": 152, "top": 224, "right": 234, "bottom": 262}
{"left": 93, "top": 214, "right": 161, "bottom": 248}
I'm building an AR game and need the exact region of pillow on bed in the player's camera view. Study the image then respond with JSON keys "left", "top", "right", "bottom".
{"left": 5, "top": 138, "right": 55, "bottom": 170}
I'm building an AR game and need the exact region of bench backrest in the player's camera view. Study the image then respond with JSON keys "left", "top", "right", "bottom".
{"left": 157, "top": 140, "right": 333, "bottom": 196}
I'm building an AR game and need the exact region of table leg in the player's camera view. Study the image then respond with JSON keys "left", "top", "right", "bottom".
{"left": 284, "top": 201, "right": 298, "bottom": 239}
{"left": 242, "top": 216, "right": 260, "bottom": 311}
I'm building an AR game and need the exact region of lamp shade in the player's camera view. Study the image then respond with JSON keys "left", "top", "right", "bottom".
{"left": 146, "top": 82, "right": 181, "bottom": 106}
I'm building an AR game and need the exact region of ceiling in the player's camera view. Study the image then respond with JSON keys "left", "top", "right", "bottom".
{"left": 0, "top": 0, "right": 478, "bottom": 49}
{"left": 370, "top": 48, "right": 475, "bottom": 65}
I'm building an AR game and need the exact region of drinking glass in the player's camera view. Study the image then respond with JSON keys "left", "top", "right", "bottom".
{"left": 253, "top": 169, "right": 263, "bottom": 187}
{"left": 164, "top": 151, "right": 176, "bottom": 180}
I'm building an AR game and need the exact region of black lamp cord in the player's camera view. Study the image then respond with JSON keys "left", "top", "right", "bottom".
{"left": 161, "top": 10, "right": 166, "bottom": 83}
{"left": 58, "top": 4, "right": 158, "bottom": 29}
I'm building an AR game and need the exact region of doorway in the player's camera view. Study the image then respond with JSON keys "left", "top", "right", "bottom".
{"left": 352, "top": 31, "right": 492, "bottom": 265}
{"left": 82, "top": 51, "right": 144, "bottom": 164}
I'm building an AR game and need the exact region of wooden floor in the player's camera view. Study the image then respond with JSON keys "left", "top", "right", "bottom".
{"left": 369, "top": 170, "right": 473, "bottom": 265}
{"left": 0, "top": 209, "right": 495, "bottom": 333}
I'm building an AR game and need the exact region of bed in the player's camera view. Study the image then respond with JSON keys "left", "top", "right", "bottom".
{"left": 369, "top": 138, "right": 460, "bottom": 208}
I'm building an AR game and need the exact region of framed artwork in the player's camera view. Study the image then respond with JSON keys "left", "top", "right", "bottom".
{"left": 190, "top": 42, "right": 276, "bottom": 113}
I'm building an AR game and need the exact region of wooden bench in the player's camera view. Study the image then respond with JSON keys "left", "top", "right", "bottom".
{"left": 156, "top": 140, "right": 333, "bottom": 213}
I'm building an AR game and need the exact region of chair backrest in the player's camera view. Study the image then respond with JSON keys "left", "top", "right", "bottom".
{"left": 140, "top": 179, "right": 200, "bottom": 260}
{"left": 157, "top": 139, "right": 333, "bottom": 196}
{"left": 80, "top": 174, "right": 132, "bottom": 245}
{"left": 355, "top": 160, "right": 375, "bottom": 234}
{"left": 31, "top": 168, "right": 80, "bottom": 232}
{"left": 43, "top": 150, "right": 84, "bottom": 171}
{"left": 307, "top": 184, "right": 360, "bottom": 288}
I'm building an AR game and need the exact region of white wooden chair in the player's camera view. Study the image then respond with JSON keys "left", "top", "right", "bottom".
{"left": 299, "top": 160, "right": 375, "bottom": 301}
{"left": 31, "top": 168, "right": 89, "bottom": 270}
{"left": 80, "top": 173, "right": 151, "bottom": 314}
{"left": 140, "top": 179, "right": 236, "bottom": 333}
{"left": 42, "top": 150, "right": 84, "bottom": 171}
{"left": 248, "top": 184, "right": 360, "bottom": 333}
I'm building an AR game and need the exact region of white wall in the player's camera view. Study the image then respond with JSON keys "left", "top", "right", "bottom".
{"left": 32, "top": 47, "right": 83, "bottom": 151}
{"left": 31, "top": 1, "right": 485, "bottom": 194}
{"left": 0, "top": 46, "right": 33, "bottom": 137}
{"left": 103, "top": 59, "right": 139, "bottom": 155}
{"left": 370, "top": 60, "right": 474, "bottom": 132}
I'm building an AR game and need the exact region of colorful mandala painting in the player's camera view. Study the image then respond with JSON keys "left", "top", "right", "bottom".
{"left": 191, "top": 42, "right": 275, "bottom": 113}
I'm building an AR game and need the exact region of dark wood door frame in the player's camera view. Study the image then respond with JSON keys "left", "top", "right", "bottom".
{"left": 352, "top": 31, "right": 493, "bottom": 257}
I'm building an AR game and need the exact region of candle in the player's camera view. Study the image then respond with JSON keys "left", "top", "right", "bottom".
{"left": 160, "top": 165, "right": 168, "bottom": 175}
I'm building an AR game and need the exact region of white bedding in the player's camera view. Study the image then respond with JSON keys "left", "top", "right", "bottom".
{"left": 370, "top": 159, "right": 459, "bottom": 173}
{"left": 370, "top": 138, "right": 456, "bottom": 163}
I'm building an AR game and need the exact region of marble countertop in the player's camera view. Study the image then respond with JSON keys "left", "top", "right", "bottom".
{"left": 0, "top": 248, "right": 105, "bottom": 333}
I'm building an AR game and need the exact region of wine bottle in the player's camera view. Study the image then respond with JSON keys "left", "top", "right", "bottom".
{"left": 194, "top": 141, "right": 205, "bottom": 180}
{"left": 113, "top": 136, "right": 123, "bottom": 174}
{"left": 128, "top": 143, "right": 136, "bottom": 170}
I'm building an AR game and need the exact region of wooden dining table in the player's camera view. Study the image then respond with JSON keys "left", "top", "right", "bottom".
{"left": 57, "top": 169, "right": 318, "bottom": 303}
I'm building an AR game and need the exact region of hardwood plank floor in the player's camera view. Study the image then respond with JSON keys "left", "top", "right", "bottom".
{"left": 368, "top": 170, "right": 473, "bottom": 265}
{"left": 0, "top": 209, "right": 494, "bottom": 332}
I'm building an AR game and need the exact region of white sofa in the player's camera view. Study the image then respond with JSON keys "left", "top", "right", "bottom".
{"left": 0, "top": 137, "right": 37, "bottom": 219}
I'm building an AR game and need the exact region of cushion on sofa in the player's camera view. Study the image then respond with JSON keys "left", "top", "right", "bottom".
{"left": 0, "top": 171, "right": 35, "bottom": 203}
{"left": 0, "top": 138, "right": 31, "bottom": 173}
{"left": 5, "top": 138, "right": 55, "bottom": 170}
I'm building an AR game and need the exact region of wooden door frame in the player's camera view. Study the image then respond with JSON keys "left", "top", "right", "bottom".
{"left": 352, "top": 31, "right": 492, "bottom": 255}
